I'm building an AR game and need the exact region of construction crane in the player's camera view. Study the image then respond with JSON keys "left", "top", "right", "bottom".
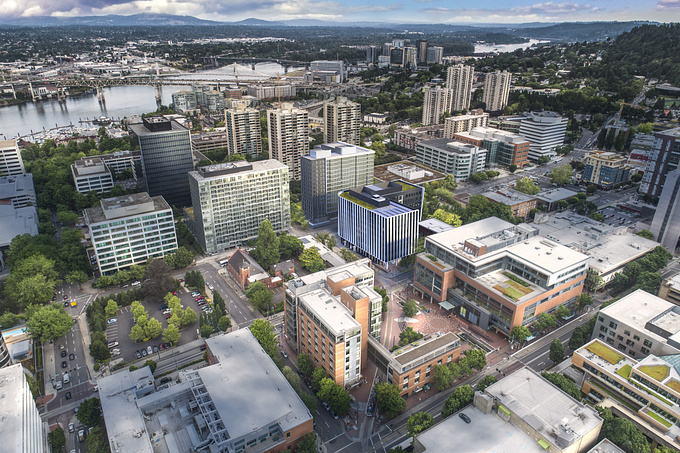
{"left": 617, "top": 99, "right": 650, "bottom": 121}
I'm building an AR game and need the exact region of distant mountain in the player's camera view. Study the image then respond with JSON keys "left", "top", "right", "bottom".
{"left": 0, "top": 13, "right": 221, "bottom": 27}
{"left": 234, "top": 18, "right": 287, "bottom": 27}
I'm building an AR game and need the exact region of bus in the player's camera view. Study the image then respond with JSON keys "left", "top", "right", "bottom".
{"left": 219, "top": 259, "right": 229, "bottom": 267}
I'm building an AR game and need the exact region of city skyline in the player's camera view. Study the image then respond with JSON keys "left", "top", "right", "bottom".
{"left": 1, "top": 1, "right": 680, "bottom": 24}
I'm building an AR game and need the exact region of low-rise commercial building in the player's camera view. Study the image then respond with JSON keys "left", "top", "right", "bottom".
{"left": 98, "top": 150, "right": 142, "bottom": 179}
{"left": 416, "top": 138, "right": 486, "bottom": 182}
{"left": 583, "top": 151, "right": 631, "bottom": 189}
{"left": 85, "top": 193, "right": 177, "bottom": 275}
{"left": 535, "top": 187, "right": 579, "bottom": 211}
{"left": 71, "top": 157, "right": 114, "bottom": 194}
{"left": 482, "top": 188, "right": 537, "bottom": 219}
{"left": 0, "top": 364, "right": 46, "bottom": 453}
{"left": 659, "top": 272, "right": 680, "bottom": 307}
{"left": 0, "top": 174, "right": 36, "bottom": 208}
{"left": 394, "top": 125, "right": 444, "bottom": 152}
{"left": 412, "top": 217, "right": 589, "bottom": 335}
{"left": 451, "top": 126, "right": 530, "bottom": 168}
{"left": 0, "top": 203, "right": 38, "bottom": 258}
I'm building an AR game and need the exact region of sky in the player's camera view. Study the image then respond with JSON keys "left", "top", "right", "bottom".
{"left": 1, "top": 0, "right": 680, "bottom": 23}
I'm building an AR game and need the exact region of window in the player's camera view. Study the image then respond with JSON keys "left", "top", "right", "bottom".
{"left": 643, "top": 339, "right": 653, "bottom": 348}
{"left": 403, "top": 382, "right": 408, "bottom": 390}
{"left": 624, "top": 330, "right": 631, "bottom": 336}
{"left": 600, "top": 326, "right": 608, "bottom": 333}
{"left": 617, "top": 335, "right": 623, "bottom": 341}
{"left": 633, "top": 335, "right": 640, "bottom": 341}
{"left": 641, "top": 347, "right": 649, "bottom": 354}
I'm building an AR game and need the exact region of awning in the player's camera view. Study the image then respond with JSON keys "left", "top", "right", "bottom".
{"left": 537, "top": 439, "right": 550, "bottom": 450}
{"left": 439, "top": 301, "right": 455, "bottom": 310}
{"left": 498, "top": 405, "right": 511, "bottom": 417}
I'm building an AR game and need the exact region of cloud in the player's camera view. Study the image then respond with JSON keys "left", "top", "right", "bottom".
{"left": 657, "top": 0, "right": 680, "bottom": 8}
{"left": 421, "top": 2, "right": 601, "bottom": 22}
{"left": 347, "top": 4, "right": 401, "bottom": 13}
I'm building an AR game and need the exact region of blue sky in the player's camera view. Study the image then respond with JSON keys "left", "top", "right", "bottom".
{"left": 1, "top": 0, "right": 679, "bottom": 23}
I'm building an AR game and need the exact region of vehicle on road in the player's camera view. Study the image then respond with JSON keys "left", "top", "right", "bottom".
{"left": 207, "top": 283, "right": 214, "bottom": 291}
{"left": 65, "top": 392, "right": 71, "bottom": 400}
{"left": 63, "top": 295, "right": 68, "bottom": 300}
{"left": 107, "top": 318, "right": 117, "bottom": 324}
{"left": 63, "top": 372, "right": 70, "bottom": 384}
{"left": 59, "top": 344, "right": 65, "bottom": 350}
{"left": 330, "top": 410, "right": 338, "bottom": 420}
{"left": 61, "top": 361, "right": 68, "bottom": 368}
{"left": 459, "top": 413, "right": 471, "bottom": 424}
{"left": 61, "top": 350, "right": 67, "bottom": 357}
{"left": 63, "top": 301, "right": 69, "bottom": 307}
{"left": 69, "top": 353, "right": 75, "bottom": 361}
{"left": 55, "top": 380, "right": 63, "bottom": 390}
{"left": 280, "top": 350, "right": 289, "bottom": 359}
{"left": 78, "top": 429, "right": 85, "bottom": 442}
{"left": 199, "top": 344, "right": 207, "bottom": 351}
{"left": 68, "top": 423, "right": 74, "bottom": 433}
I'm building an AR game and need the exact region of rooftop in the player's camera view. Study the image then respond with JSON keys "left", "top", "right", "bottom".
{"left": 600, "top": 289, "right": 680, "bottom": 339}
{"left": 419, "top": 218, "right": 455, "bottom": 234}
{"left": 298, "top": 235, "right": 347, "bottom": 268}
{"left": 483, "top": 188, "right": 536, "bottom": 206}
{"left": 535, "top": 187, "right": 579, "bottom": 203}
{"left": 71, "top": 157, "right": 109, "bottom": 177}
{"left": 191, "top": 159, "right": 287, "bottom": 181}
{"left": 374, "top": 160, "right": 445, "bottom": 185}
{"left": 586, "top": 151, "right": 628, "bottom": 163}
{"left": 298, "top": 288, "right": 362, "bottom": 337}
{"left": 306, "top": 142, "right": 375, "bottom": 160}
{"left": 85, "top": 192, "right": 171, "bottom": 223}
{"left": 128, "top": 117, "right": 188, "bottom": 136}
{"left": 393, "top": 332, "right": 460, "bottom": 367}
{"left": 0, "top": 203, "right": 38, "bottom": 247}
{"left": 588, "top": 439, "right": 626, "bottom": 453}
{"left": 0, "top": 364, "right": 38, "bottom": 453}
{"left": 419, "top": 138, "right": 482, "bottom": 155}
{"left": 0, "top": 174, "right": 35, "bottom": 199}
{"left": 455, "top": 126, "right": 528, "bottom": 145}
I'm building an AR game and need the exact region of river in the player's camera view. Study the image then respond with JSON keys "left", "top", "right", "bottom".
{"left": 474, "top": 39, "right": 550, "bottom": 54}
{"left": 0, "top": 62, "right": 304, "bottom": 139}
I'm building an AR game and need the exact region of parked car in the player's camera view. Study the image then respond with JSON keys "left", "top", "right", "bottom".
{"left": 141, "top": 349, "right": 148, "bottom": 357}
{"left": 78, "top": 429, "right": 85, "bottom": 442}
{"left": 159, "top": 343, "right": 165, "bottom": 351}
{"left": 59, "top": 344, "right": 65, "bottom": 350}
{"left": 63, "top": 301, "right": 69, "bottom": 307}
{"left": 280, "top": 350, "right": 289, "bottom": 359}
{"left": 146, "top": 346, "right": 153, "bottom": 355}
{"left": 135, "top": 350, "right": 142, "bottom": 359}
{"left": 68, "top": 423, "right": 74, "bottom": 433}
{"left": 159, "top": 377, "right": 173, "bottom": 385}
{"left": 158, "top": 304, "right": 168, "bottom": 311}
{"left": 107, "top": 341, "right": 119, "bottom": 349}
{"left": 61, "top": 350, "right": 67, "bottom": 357}
{"left": 63, "top": 295, "right": 68, "bottom": 300}
{"left": 107, "top": 318, "right": 117, "bottom": 324}
{"left": 165, "top": 313, "right": 172, "bottom": 319}
{"left": 322, "top": 402, "right": 330, "bottom": 411}
{"left": 459, "top": 413, "right": 471, "bottom": 424}
{"left": 153, "top": 346, "right": 159, "bottom": 353}
{"left": 63, "top": 372, "right": 70, "bottom": 384}
{"left": 172, "top": 291, "right": 177, "bottom": 296}
{"left": 162, "top": 309, "right": 171, "bottom": 315}
{"left": 199, "top": 344, "right": 207, "bottom": 351}
{"left": 330, "top": 410, "right": 338, "bottom": 420}
{"left": 65, "top": 392, "right": 72, "bottom": 400}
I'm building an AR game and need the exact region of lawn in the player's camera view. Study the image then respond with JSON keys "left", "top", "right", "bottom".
{"left": 494, "top": 279, "right": 533, "bottom": 301}
{"left": 667, "top": 379, "right": 680, "bottom": 393}
{"left": 639, "top": 365, "right": 669, "bottom": 382}
{"left": 644, "top": 409, "right": 673, "bottom": 428}
{"left": 616, "top": 364, "right": 632, "bottom": 379}
{"left": 586, "top": 342, "right": 623, "bottom": 365}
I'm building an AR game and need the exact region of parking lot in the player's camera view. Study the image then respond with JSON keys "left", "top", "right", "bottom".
{"left": 106, "top": 284, "right": 209, "bottom": 365}
{"left": 598, "top": 206, "right": 639, "bottom": 228}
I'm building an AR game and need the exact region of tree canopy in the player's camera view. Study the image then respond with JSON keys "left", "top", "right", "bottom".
{"left": 252, "top": 219, "right": 280, "bottom": 269}
{"left": 26, "top": 304, "right": 74, "bottom": 342}
{"left": 514, "top": 177, "right": 540, "bottom": 195}
{"left": 374, "top": 382, "right": 406, "bottom": 418}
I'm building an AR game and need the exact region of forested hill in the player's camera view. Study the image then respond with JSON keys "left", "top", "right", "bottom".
{"left": 603, "top": 24, "right": 680, "bottom": 86}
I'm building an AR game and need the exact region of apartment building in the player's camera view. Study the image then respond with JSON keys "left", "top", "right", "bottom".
{"left": 583, "top": 151, "right": 631, "bottom": 189}
{"left": 573, "top": 339, "right": 680, "bottom": 451}
{"left": 519, "top": 111, "right": 568, "bottom": 161}
{"left": 98, "top": 150, "right": 142, "bottom": 179}
{"left": 659, "top": 272, "right": 680, "bottom": 307}
{"left": 225, "top": 106, "right": 262, "bottom": 158}
{"left": 0, "top": 364, "right": 46, "bottom": 453}
{"left": 71, "top": 157, "right": 114, "bottom": 194}
{"left": 129, "top": 116, "right": 194, "bottom": 207}
{"left": 323, "top": 97, "right": 361, "bottom": 145}
{"left": 203, "top": 91, "right": 224, "bottom": 112}
{"left": 247, "top": 84, "right": 296, "bottom": 99}
{"left": 445, "top": 64, "right": 474, "bottom": 112}
{"left": 640, "top": 128, "right": 680, "bottom": 198}
{"left": 394, "top": 125, "right": 445, "bottom": 152}
{"left": 188, "top": 160, "right": 290, "bottom": 253}
{"left": 338, "top": 185, "right": 421, "bottom": 267}
{"left": 416, "top": 138, "right": 486, "bottom": 182}
{"left": 650, "top": 169, "right": 680, "bottom": 250}
{"left": 191, "top": 131, "right": 228, "bottom": 154}
{"left": 422, "top": 87, "right": 450, "bottom": 126}
{"left": 426, "top": 46, "right": 443, "bottom": 64}
{"left": 443, "top": 112, "right": 489, "bottom": 137}
{"left": 171, "top": 90, "right": 197, "bottom": 111}
{"left": 300, "top": 143, "right": 374, "bottom": 227}
{"left": 85, "top": 193, "right": 177, "bottom": 275}
{"left": 0, "top": 139, "right": 25, "bottom": 176}
{"left": 482, "top": 70, "right": 512, "bottom": 112}
{"left": 412, "top": 217, "right": 589, "bottom": 335}
{"left": 268, "top": 104, "right": 309, "bottom": 180}
{"left": 0, "top": 174, "right": 36, "bottom": 208}
{"left": 451, "top": 126, "right": 530, "bottom": 168}
{"left": 482, "top": 188, "right": 537, "bottom": 219}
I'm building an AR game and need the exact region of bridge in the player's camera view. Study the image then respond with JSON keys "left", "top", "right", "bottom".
{"left": 208, "top": 56, "right": 311, "bottom": 71}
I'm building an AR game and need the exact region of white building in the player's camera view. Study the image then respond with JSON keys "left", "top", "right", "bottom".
{"left": 71, "top": 157, "right": 114, "bottom": 194}
{"left": 421, "top": 86, "right": 450, "bottom": 126}
{"left": 650, "top": 169, "right": 680, "bottom": 250}
{"left": 171, "top": 90, "right": 197, "bottom": 111}
{"left": 268, "top": 104, "right": 309, "bottom": 180}
{"left": 0, "top": 139, "right": 25, "bottom": 176}
{"left": 188, "top": 160, "right": 290, "bottom": 253}
{"left": 310, "top": 60, "right": 345, "bottom": 83}
{"left": 323, "top": 97, "right": 361, "bottom": 145}
{"left": 416, "top": 138, "right": 486, "bottom": 182}
{"left": 519, "top": 111, "right": 568, "bottom": 161}
{"left": 0, "top": 174, "right": 36, "bottom": 208}
{"left": 85, "top": 193, "right": 177, "bottom": 275}
{"left": 0, "top": 364, "right": 46, "bottom": 453}
{"left": 446, "top": 64, "right": 474, "bottom": 112}
{"left": 443, "top": 112, "right": 489, "bottom": 137}
{"left": 246, "top": 84, "right": 296, "bottom": 99}
{"left": 483, "top": 70, "right": 512, "bottom": 112}
{"left": 225, "top": 105, "right": 262, "bottom": 158}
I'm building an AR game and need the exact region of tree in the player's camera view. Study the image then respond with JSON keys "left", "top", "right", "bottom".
{"left": 218, "top": 316, "right": 231, "bottom": 332}
{"left": 164, "top": 246, "right": 194, "bottom": 269}
{"left": 432, "top": 209, "right": 462, "bottom": 226}
{"left": 555, "top": 304, "right": 571, "bottom": 321}
{"left": 85, "top": 426, "right": 110, "bottom": 453}
{"left": 163, "top": 324, "right": 181, "bottom": 346}
{"left": 542, "top": 372, "right": 582, "bottom": 401}
{"left": 475, "top": 375, "right": 498, "bottom": 392}
{"left": 299, "top": 247, "right": 325, "bottom": 272}
{"left": 397, "top": 327, "right": 423, "bottom": 348}
{"left": 77, "top": 398, "right": 102, "bottom": 426}
{"left": 576, "top": 294, "right": 593, "bottom": 312}
{"left": 89, "top": 340, "right": 111, "bottom": 362}
{"left": 297, "top": 353, "right": 314, "bottom": 377}
{"left": 312, "top": 367, "right": 326, "bottom": 389}
{"left": 402, "top": 298, "right": 418, "bottom": 318}
{"left": 509, "top": 164, "right": 518, "bottom": 173}
{"left": 597, "top": 406, "right": 652, "bottom": 453}
{"left": 296, "top": 433, "right": 318, "bottom": 453}
{"left": 510, "top": 325, "right": 531, "bottom": 343}
{"left": 279, "top": 233, "right": 304, "bottom": 259}
{"left": 180, "top": 307, "right": 198, "bottom": 328}
{"left": 25, "top": 304, "right": 73, "bottom": 342}
{"left": 374, "top": 382, "right": 406, "bottom": 418}
{"left": 144, "top": 259, "right": 174, "bottom": 302}
{"left": 584, "top": 269, "right": 604, "bottom": 292}
{"left": 407, "top": 412, "right": 434, "bottom": 438}
{"left": 129, "top": 324, "right": 146, "bottom": 342}
{"left": 340, "top": 248, "right": 359, "bottom": 262}
{"left": 470, "top": 172, "right": 489, "bottom": 184}
{"left": 514, "top": 177, "right": 540, "bottom": 195}
{"left": 464, "top": 348, "right": 486, "bottom": 371}
{"left": 0, "top": 313, "right": 23, "bottom": 330}
{"left": 250, "top": 319, "right": 279, "bottom": 359}
{"left": 441, "top": 385, "right": 474, "bottom": 418}
{"left": 144, "top": 359, "right": 157, "bottom": 373}
{"left": 636, "top": 229, "right": 655, "bottom": 240}
{"left": 246, "top": 282, "right": 273, "bottom": 314}
{"left": 65, "top": 270, "right": 88, "bottom": 285}
{"left": 252, "top": 219, "right": 280, "bottom": 269}
{"left": 145, "top": 317, "right": 163, "bottom": 339}
{"left": 549, "top": 338, "right": 565, "bottom": 364}
{"left": 433, "top": 364, "right": 454, "bottom": 391}
{"left": 105, "top": 299, "right": 119, "bottom": 318}
{"left": 534, "top": 312, "right": 557, "bottom": 331}
{"left": 317, "top": 378, "right": 351, "bottom": 415}
{"left": 48, "top": 427, "right": 66, "bottom": 451}
{"left": 586, "top": 184, "right": 598, "bottom": 194}
{"left": 549, "top": 164, "right": 574, "bottom": 185}
{"left": 282, "top": 365, "right": 301, "bottom": 392}
{"left": 9, "top": 273, "right": 58, "bottom": 309}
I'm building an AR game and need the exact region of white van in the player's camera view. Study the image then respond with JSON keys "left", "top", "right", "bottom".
{"left": 63, "top": 372, "right": 70, "bottom": 384}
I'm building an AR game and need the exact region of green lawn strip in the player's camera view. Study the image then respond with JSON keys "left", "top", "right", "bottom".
{"left": 645, "top": 409, "right": 673, "bottom": 428}
{"left": 586, "top": 342, "right": 623, "bottom": 365}
{"left": 638, "top": 365, "right": 669, "bottom": 382}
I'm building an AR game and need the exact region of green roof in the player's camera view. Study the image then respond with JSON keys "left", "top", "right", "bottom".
{"left": 339, "top": 192, "right": 376, "bottom": 210}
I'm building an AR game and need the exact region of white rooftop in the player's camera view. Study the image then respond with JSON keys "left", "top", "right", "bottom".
{"left": 535, "top": 187, "right": 579, "bottom": 203}
{"left": 0, "top": 364, "right": 39, "bottom": 453}
{"left": 0, "top": 203, "right": 38, "bottom": 247}
{"left": 600, "top": 289, "right": 680, "bottom": 338}
{"left": 0, "top": 174, "right": 35, "bottom": 199}
{"left": 298, "top": 288, "right": 361, "bottom": 337}
{"left": 419, "top": 218, "right": 455, "bottom": 234}
{"left": 588, "top": 439, "right": 626, "bottom": 453}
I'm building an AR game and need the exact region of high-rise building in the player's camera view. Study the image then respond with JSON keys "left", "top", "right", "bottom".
{"left": 246, "top": 84, "right": 296, "bottom": 99}
{"left": 0, "top": 139, "right": 25, "bottom": 176}
{"left": 519, "top": 111, "right": 568, "bottom": 161}
{"left": 323, "top": 97, "right": 361, "bottom": 145}
{"left": 421, "top": 86, "right": 450, "bottom": 126}
{"left": 0, "top": 364, "right": 46, "bottom": 453}
{"left": 171, "top": 90, "right": 197, "bottom": 111}
{"left": 483, "top": 70, "right": 512, "bottom": 112}
{"left": 583, "top": 151, "right": 631, "bottom": 188}
{"left": 268, "top": 104, "right": 309, "bottom": 180}
{"left": 451, "top": 126, "right": 530, "bottom": 168}
{"left": 85, "top": 193, "right": 177, "bottom": 275}
{"left": 188, "top": 160, "right": 290, "bottom": 252}
{"left": 446, "top": 64, "right": 474, "bottom": 112}
{"left": 225, "top": 105, "right": 262, "bottom": 158}
{"left": 416, "top": 138, "right": 486, "bottom": 182}
{"left": 443, "top": 112, "right": 489, "bottom": 137}
{"left": 390, "top": 47, "right": 405, "bottom": 67}
{"left": 416, "top": 39, "right": 428, "bottom": 64}
{"left": 70, "top": 157, "right": 114, "bottom": 194}
{"left": 338, "top": 185, "right": 421, "bottom": 267}
{"left": 309, "top": 61, "right": 345, "bottom": 83}
{"left": 366, "top": 46, "right": 380, "bottom": 64}
{"left": 650, "top": 169, "right": 680, "bottom": 250}
{"left": 129, "top": 116, "right": 194, "bottom": 207}
{"left": 301, "top": 143, "right": 374, "bottom": 227}
{"left": 403, "top": 47, "right": 417, "bottom": 68}
{"left": 426, "top": 46, "right": 444, "bottom": 64}
{"left": 640, "top": 128, "right": 680, "bottom": 199}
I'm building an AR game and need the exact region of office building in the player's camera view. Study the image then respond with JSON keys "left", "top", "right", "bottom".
{"left": 403, "top": 47, "right": 417, "bottom": 68}
{"left": 390, "top": 47, "right": 405, "bottom": 67}
{"left": 445, "top": 64, "right": 474, "bottom": 112}
{"left": 583, "top": 151, "right": 631, "bottom": 189}
{"left": 309, "top": 61, "right": 344, "bottom": 83}
{"left": 443, "top": 112, "right": 489, "bottom": 137}
{"left": 225, "top": 106, "right": 262, "bottom": 158}
{"left": 421, "top": 87, "right": 450, "bottom": 126}
{"left": 650, "top": 169, "right": 680, "bottom": 250}
{"left": 268, "top": 104, "right": 309, "bottom": 180}
{"left": 659, "top": 272, "right": 680, "bottom": 306}
{"left": 591, "top": 289, "right": 680, "bottom": 358}
{"left": 519, "top": 111, "right": 568, "bottom": 161}
{"left": 416, "top": 39, "right": 428, "bottom": 64}
{"left": 323, "top": 97, "right": 361, "bottom": 145}
{"left": 171, "top": 90, "right": 197, "bottom": 111}
{"left": 85, "top": 193, "right": 177, "bottom": 275}
{"left": 573, "top": 339, "right": 680, "bottom": 451}
{"left": 451, "top": 126, "right": 530, "bottom": 168}
{"left": 393, "top": 125, "right": 445, "bottom": 152}
{"left": 284, "top": 259, "right": 381, "bottom": 386}
{"left": 223, "top": 87, "right": 242, "bottom": 99}
{"left": 338, "top": 185, "right": 421, "bottom": 267}
{"left": 0, "top": 364, "right": 46, "bottom": 453}
{"left": 247, "top": 84, "right": 296, "bottom": 100}
{"left": 70, "top": 157, "right": 114, "bottom": 194}
{"left": 426, "top": 46, "right": 444, "bottom": 64}
{"left": 482, "top": 188, "right": 537, "bottom": 219}
{"left": 483, "top": 70, "right": 512, "bottom": 112}
{"left": 366, "top": 46, "right": 380, "bottom": 64}
{"left": 129, "top": 116, "right": 194, "bottom": 207}
{"left": 0, "top": 139, "right": 25, "bottom": 176}
{"left": 640, "top": 128, "right": 680, "bottom": 198}
{"left": 416, "top": 138, "right": 486, "bottom": 182}
{"left": 412, "top": 217, "right": 589, "bottom": 334}
{"left": 301, "top": 143, "right": 374, "bottom": 227}
{"left": 188, "top": 160, "right": 290, "bottom": 253}
{"left": 0, "top": 174, "right": 36, "bottom": 208}
{"left": 204, "top": 91, "right": 224, "bottom": 112}
{"left": 98, "top": 150, "right": 142, "bottom": 179}
{"left": 191, "top": 131, "right": 228, "bottom": 154}
{"left": 99, "top": 330, "right": 313, "bottom": 453}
